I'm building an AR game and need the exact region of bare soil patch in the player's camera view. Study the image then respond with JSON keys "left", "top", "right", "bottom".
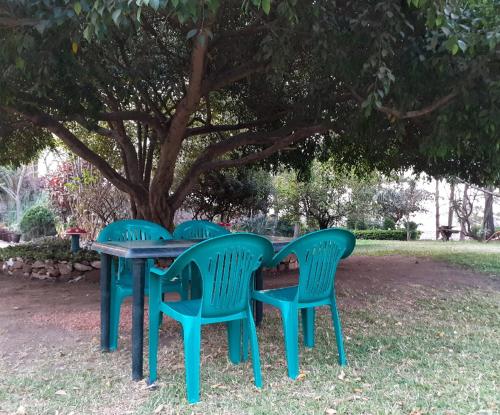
{"left": 1, "top": 255, "right": 498, "bottom": 364}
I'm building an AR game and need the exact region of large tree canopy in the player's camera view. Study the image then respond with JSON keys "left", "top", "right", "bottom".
{"left": 0, "top": 0, "right": 498, "bottom": 229}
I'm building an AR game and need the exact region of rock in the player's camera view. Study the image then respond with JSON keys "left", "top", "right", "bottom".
{"left": 81, "top": 260, "right": 90, "bottom": 266}
{"left": 68, "top": 275, "right": 84, "bottom": 283}
{"left": 31, "top": 272, "right": 53, "bottom": 281}
{"left": 15, "top": 257, "right": 23, "bottom": 262}
{"left": 90, "top": 260, "right": 101, "bottom": 269}
{"left": 32, "top": 260, "right": 45, "bottom": 268}
{"left": 47, "top": 267, "right": 60, "bottom": 278}
{"left": 12, "top": 260, "right": 23, "bottom": 269}
{"left": 22, "top": 264, "right": 32, "bottom": 274}
{"left": 74, "top": 262, "right": 92, "bottom": 272}
{"left": 58, "top": 263, "right": 73, "bottom": 276}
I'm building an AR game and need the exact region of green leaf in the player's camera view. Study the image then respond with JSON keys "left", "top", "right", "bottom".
{"left": 457, "top": 40, "right": 467, "bottom": 52}
{"left": 262, "top": 0, "right": 271, "bottom": 14}
{"left": 451, "top": 43, "right": 459, "bottom": 55}
{"left": 73, "top": 2, "right": 82, "bottom": 15}
{"left": 111, "top": 8, "right": 122, "bottom": 25}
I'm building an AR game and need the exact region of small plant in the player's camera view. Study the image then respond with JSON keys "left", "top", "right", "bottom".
{"left": 19, "top": 205, "right": 57, "bottom": 241}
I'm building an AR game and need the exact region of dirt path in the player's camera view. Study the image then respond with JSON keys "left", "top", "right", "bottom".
{"left": 1, "top": 255, "right": 498, "bottom": 364}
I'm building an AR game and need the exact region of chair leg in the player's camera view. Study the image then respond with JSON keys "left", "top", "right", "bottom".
{"left": 148, "top": 276, "right": 162, "bottom": 384}
{"left": 242, "top": 318, "right": 249, "bottom": 362}
{"left": 158, "top": 293, "right": 165, "bottom": 327}
{"left": 246, "top": 313, "right": 262, "bottom": 388}
{"left": 182, "top": 320, "right": 202, "bottom": 404}
{"left": 226, "top": 320, "right": 241, "bottom": 364}
{"left": 280, "top": 304, "right": 299, "bottom": 379}
{"left": 330, "top": 295, "right": 347, "bottom": 366}
{"left": 109, "top": 286, "right": 123, "bottom": 351}
{"left": 301, "top": 307, "right": 316, "bottom": 348}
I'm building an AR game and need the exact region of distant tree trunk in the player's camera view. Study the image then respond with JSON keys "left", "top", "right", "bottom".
{"left": 293, "top": 223, "right": 300, "bottom": 238}
{"left": 448, "top": 181, "right": 455, "bottom": 227}
{"left": 435, "top": 179, "right": 440, "bottom": 240}
{"left": 459, "top": 184, "right": 468, "bottom": 240}
{"left": 483, "top": 186, "right": 495, "bottom": 240}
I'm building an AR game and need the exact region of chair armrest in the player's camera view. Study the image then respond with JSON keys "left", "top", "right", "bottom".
{"left": 269, "top": 244, "right": 296, "bottom": 268}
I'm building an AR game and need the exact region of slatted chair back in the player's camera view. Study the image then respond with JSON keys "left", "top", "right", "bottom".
{"left": 97, "top": 219, "right": 172, "bottom": 243}
{"left": 165, "top": 233, "right": 274, "bottom": 318}
{"left": 277, "top": 229, "right": 355, "bottom": 303}
{"left": 173, "top": 220, "right": 229, "bottom": 240}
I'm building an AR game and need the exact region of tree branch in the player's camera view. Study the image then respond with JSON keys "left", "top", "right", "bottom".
{"left": 2, "top": 107, "right": 142, "bottom": 197}
{"left": 171, "top": 124, "right": 329, "bottom": 209}
{"left": 351, "top": 89, "right": 458, "bottom": 119}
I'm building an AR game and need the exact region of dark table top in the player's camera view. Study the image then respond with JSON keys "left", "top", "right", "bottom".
{"left": 91, "top": 236, "right": 292, "bottom": 259}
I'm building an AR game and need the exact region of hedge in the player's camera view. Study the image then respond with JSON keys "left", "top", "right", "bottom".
{"left": 0, "top": 237, "right": 99, "bottom": 262}
{"left": 352, "top": 229, "right": 421, "bottom": 240}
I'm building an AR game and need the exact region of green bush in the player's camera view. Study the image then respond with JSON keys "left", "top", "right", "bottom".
{"left": 353, "top": 229, "right": 421, "bottom": 240}
{"left": 383, "top": 217, "right": 396, "bottom": 230}
{"left": 0, "top": 237, "right": 99, "bottom": 262}
{"left": 19, "top": 205, "right": 57, "bottom": 241}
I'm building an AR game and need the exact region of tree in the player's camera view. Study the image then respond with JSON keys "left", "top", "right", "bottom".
{"left": 376, "top": 178, "right": 431, "bottom": 240}
{"left": 1, "top": 0, "right": 499, "bottom": 229}
{"left": 482, "top": 186, "right": 495, "bottom": 239}
{"left": 435, "top": 178, "right": 440, "bottom": 240}
{"left": 183, "top": 168, "right": 272, "bottom": 222}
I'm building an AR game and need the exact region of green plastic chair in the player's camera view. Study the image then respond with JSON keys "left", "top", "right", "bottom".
{"left": 148, "top": 233, "right": 274, "bottom": 404}
{"left": 173, "top": 220, "right": 230, "bottom": 240}
{"left": 97, "top": 219, "right": 187, "bottom": 351}
{"left": 252, "top": 228, "right": 355, "bottom": 379}
{"left": 173, "top": 220, "right": 230, "bottom": 298}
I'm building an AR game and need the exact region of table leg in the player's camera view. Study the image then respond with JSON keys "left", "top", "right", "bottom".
{"left": 254, "top": 268, "right": 264, "bottom": 327}
{"left": 100, "top": 253, "right": 112, "bottom": 352}
{"left": 132, "top": 258, "right": 146, "bottom": 381}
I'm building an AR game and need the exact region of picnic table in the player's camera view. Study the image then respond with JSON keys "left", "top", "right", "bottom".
{"left": 91, "top": 236, "right": 292, "bottom": 381}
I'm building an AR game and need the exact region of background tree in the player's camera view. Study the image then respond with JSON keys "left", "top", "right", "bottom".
{"left": 183, "top": 168, "right": 272, "bottom": 222}
{"left": 376, "top": 178, "right": 431, "bottom": 240}
{"left": 0, "top": 0, "right": 499, "bottom": 229}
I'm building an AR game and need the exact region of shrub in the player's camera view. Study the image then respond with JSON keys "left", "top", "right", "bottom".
{"left": 383, "top": 217, "right": 396, "bottom": 230}
{"left": 19, "top": 205, "right": 57, "bottom": 241}
{"left": 353, "top": 229, "right": 421, "bottom": 240}
{"left": 0, "top": 237, "right": 99, "bottom": 262}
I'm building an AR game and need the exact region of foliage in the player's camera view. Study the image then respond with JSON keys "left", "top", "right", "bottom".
{"left": 376, "top": 178, "right": 431, "bottom": 224}
{"left": 183, "top": 168, "right": 272, "bottom": 222}
{"left": 19, "top": 204, "right": 57, "bottom": 240}
{"left": 44, "top": 158, "right": 130, "bottom": 238}
{"left": 275, "top": 163, "right": 381, "bottom": 230}
{"left": 353, "top": 229, "right": 421, "bottom": 241}
{"left": 0, "top": 236, "right": 98, "bottom": 262}
{"left": 382, "top": 217, "right": 396, "bottom": 230}
{"left": 0, "top": 0, "right": 499, "bottom": 229}
{"left": 0, "top": 165, "right": 41, "bottom": 226}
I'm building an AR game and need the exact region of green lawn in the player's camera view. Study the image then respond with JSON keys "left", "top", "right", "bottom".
{"left": 0, "top": 291, "right": 498, "bottom": 415}
{"left": 354, "top": 239, "right": 500, "bottom": 275}
{"left": 0, "top": 240, "right": 499, "bottom": 414}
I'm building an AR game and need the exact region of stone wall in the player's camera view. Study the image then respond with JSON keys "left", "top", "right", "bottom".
{"left": 1, "top": 257, "right": 101, "bottom": 283}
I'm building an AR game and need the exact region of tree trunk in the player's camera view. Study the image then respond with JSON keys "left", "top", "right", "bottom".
{"left": 148, "top": 191, "right": 175, "bottom": 232}
{"left": 459, "top": 184, "right": 468, "bottom": 240}
{"left": 448, "top": 181, "right": 455, "bottom": 227}
{"left": 435, "top": 178, "right": 440, "bottom": 240}
{"left": 483, "top": 186, "right": 495, "bottom": 240}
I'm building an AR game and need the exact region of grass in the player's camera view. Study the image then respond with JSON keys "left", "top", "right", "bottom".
{"left": 1, "top": 288, "right": 498, "bottom": 414}
{"left": 354, "top": 239, "right": 500, "bottom": 276}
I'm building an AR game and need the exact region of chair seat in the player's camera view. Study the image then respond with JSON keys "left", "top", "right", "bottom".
{"left": 163, "top": 299, "right": 201, "bottom": 319}
{"left": 253, "top": 286, "right": 298, "bottom": 306}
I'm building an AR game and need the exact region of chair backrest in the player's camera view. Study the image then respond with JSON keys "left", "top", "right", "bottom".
{"left": 166, "top": 233, "right": 274, "bottom": 318}
{"left": 279, "top": 229, "right": 355, "bottom": 303}
{"left": 97, "top": 219, "right": 172, "bottom": 242}
{"left": 173, "top": 220, "right": 230, "bottom": 240}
